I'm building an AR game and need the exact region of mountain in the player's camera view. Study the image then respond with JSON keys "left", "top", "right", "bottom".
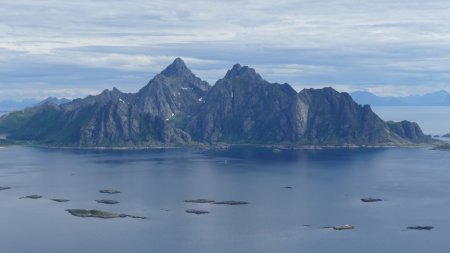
{"left": 351, "top": 90, "right": 450, "bottom": 106}
{"left": 37, "top": 97, "right": 71, "bottom": 106}
{"left": 0, "top": 58, "right": 433, "bottom": 147}
{"left": 134, "top": 57, "right": 210, "bottom": 118}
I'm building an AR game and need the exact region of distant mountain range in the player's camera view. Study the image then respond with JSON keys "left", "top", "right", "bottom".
{"left": 351, "top": 90, "right": 450, "bottom": 106}
{"left": 0, "top": 58, "right": 433, "bottom": 147}
{"left": 0, "top": 97, "right": 71, "bottom": 111}
{"left": 0, "top": 99, "right": 39, "bottom": 111}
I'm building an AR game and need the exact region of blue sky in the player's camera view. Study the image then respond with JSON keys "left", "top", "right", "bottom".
{"left": 1, "top": 0, "right": 450, "bottom": 100}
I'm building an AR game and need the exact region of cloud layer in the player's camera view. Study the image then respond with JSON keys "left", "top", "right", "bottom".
{"left": 1, "top": 0, "right": 450, "bottom": 99}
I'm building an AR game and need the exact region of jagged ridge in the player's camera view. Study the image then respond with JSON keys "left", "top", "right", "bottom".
{"left": 0, "top": 58, "right": 433, "bottom": 147}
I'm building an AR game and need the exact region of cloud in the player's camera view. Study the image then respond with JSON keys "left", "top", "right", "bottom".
{"left": 1, "top": 0, "right": 450, "bottom": 99}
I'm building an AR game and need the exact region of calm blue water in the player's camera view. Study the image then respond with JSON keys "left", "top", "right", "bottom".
{"left": 0, "top": 146, "right": 449, "bottom": 253}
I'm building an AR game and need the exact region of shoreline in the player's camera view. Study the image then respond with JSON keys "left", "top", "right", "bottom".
{"left": 0, "top": 141, "right": 439, "bottom": 151}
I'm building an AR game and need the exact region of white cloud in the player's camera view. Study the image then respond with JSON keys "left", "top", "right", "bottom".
{"left": 1, "top": 0, "right": 450, "bottom": 98}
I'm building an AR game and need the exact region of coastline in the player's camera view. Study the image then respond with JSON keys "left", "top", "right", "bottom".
{"left": 0, "top": 140, "right": 440, "bottom": 151}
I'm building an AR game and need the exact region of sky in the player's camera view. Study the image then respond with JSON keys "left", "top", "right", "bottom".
{"left": 1, "top": 0, "right": 450, "bottom": 100}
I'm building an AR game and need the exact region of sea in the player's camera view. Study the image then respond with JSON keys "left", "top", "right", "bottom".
{"left": 0, "top": 106, "right": 449, "bottom": 253}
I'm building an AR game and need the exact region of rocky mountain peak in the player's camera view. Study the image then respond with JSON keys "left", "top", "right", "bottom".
{"left": 99, "top": 87, "right": 124, "bottom": 98}
{"left": 160, "top": 57, "right": 192, "bottom": 77}
{"left": 224, "top": 64, "right": 262, "bottom": 81}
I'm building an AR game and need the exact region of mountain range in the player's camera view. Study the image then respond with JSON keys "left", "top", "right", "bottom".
{"left": 351, "top": 91, "right": 450, "bottom": 106}
{"left": 0, "top": 58, "right": 433, "bottom": 147}
{"left": 0, "top": 97, "right": 70, "bottom": 111}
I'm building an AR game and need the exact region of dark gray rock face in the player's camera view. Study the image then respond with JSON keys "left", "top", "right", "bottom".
{"left": 297, "top": 88, "right": 392, "bottom": 145}
{"left": 186, "top": 64, "right": 308, "bottom": 144}
{"left": 386, "top": 121, "right": 431, "bottom": 144}
{"left": 0, "top": 58, "right": 203, "bottom": 147}
{"left": 134, "top": 57, "right": 210, "bottom": 118}
{"left": 186, "top": 64, "right": 432, "bottom": 146}
{"left": 0, "top": 58, "right": 433, "bottom": 147}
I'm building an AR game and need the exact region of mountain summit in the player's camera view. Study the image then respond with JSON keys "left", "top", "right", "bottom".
{"left": 224, "top": 64, "right": 263, "bottom": 81}
{"left": 160, "top": 57, "right": 192, "bottom": 77}
{"left": 0, "top": 58, "right": 433, "bottom": 147}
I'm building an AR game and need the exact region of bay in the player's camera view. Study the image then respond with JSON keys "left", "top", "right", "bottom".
{"left": 0, "top": 145, "right": 449, "bottom": 253}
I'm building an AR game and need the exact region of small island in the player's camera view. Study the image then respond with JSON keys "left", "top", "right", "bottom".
{"left": 184, "top": 199, "right": 215, "bottom": 203}
{"left": 99, "top": 190, "right": 120, "bottom": 194}
{"left": 407, "top": 226, "right": 434, "bottom": 230}
{"left": 20, "top": 195, "right": 42, "bottom": 199}
{"left": 361, "top": 198, "right": 382, "bottom": 203}
{"left": 96, "top": 199, "right": 120, "bottom": 205}
{"left": 213, "top": 201, "right": 248, "bottom": 205}
{"left": 67, "top": 209, "right": 121, "bottom": 218}
{"left": 186, "top": 209, "right": 210, "bottom": 215}
{"left": 51, "top": 199, "right": 70, "bottom": 203}
{"left": 67, "top": 209, "right": 147, "bottom": 219}
{"left": 333, "top": 225, "right": 355, "bottom": 230}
